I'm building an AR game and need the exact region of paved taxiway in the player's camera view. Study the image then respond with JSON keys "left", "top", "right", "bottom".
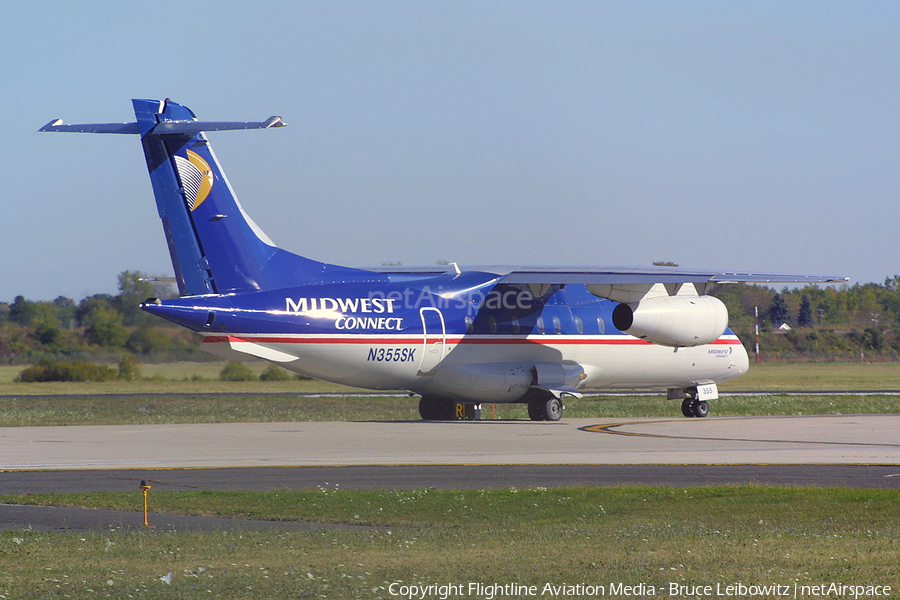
{"left": 3, "top": 415, "right": 900, "bottom": 470}
{"left": 4, "top": 415, "right": 900, "bottom": 531}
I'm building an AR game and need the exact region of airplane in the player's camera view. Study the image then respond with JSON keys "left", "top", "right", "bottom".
{"left": 40, "top": 99, "right": 847, "bottom": 421}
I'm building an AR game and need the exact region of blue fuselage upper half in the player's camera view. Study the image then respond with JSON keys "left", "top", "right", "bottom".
{"left": 141, "top": 270, "right": 632, "bottom": 338}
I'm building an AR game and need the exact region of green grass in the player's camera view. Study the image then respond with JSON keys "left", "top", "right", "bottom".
{"left": 4, "top": 360, "right": 900, "bottom": 392}
{"left": 0, "top": 392, "right": 898, "bottom": 427}
{"left": 1, "top": 487, "right": 898, "bottom": 599}
{"left": 719, "top": 362, "right": 900, "bottom": 391}
{"left": 1, "top": 361, "right": 899, "bottom": 426}
{"left": 2, "top": 362, "right": 899, "bottom": 597}
{"left": 0, "top": 393, "right": 418, "bottom": 426}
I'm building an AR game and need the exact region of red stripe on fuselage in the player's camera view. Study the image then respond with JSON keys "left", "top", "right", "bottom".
{"left": 204, "top": 335, "right": 743, "bottom": 346}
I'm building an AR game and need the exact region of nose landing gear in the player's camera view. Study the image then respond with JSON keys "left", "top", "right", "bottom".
{"left": 671, "top": 383, "right": 716, "bottom": 418}
{"left": 681, "top": 397, "right": 709, "bottom": 418}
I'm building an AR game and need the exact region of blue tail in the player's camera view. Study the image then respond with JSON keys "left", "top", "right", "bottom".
{"left": 43, "top": 99, "right": 385, "bottom": 296}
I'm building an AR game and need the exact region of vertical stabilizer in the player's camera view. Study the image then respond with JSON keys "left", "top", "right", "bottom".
{"left": 133, "top": 100, "right": 216, "bottom": 295}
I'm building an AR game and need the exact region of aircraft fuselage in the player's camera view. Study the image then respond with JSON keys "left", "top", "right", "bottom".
{"left": 143, "top": 271, "right": 749, "bottom": 401}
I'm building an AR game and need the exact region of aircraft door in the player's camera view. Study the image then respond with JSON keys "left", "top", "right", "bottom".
{"left": 418, "top": 307, "right": 446, "bottom": 375}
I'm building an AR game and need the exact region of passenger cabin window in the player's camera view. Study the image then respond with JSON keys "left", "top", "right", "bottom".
{"left": 552, "top": 316, "right": 562, "bottom": 334}
{"left": 489, "top": 316, "right": 497, "bottom": 334}
{"left": 536, "top": 317, "right": 545, "bottom": 334}
{"left": 575, "top": 316, "right": 584, "bottom": 335}
{"left": 465, "top": 316, "right": 474, "bottom": 333}
{"left": 597, "top": 316, "right": 606, "bottom": 334}
{"left": 511, "top": 317, "right": 521, "bottom": 334}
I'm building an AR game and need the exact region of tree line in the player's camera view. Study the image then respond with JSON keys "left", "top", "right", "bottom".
{"left": 0, "top": 271, "right": 203, "bottom": 364}
{"left": 710, "top": 277, "right": 900, "bottom": 360}
{"left": 3, "top": 271, "right": 900, "bottom": 364}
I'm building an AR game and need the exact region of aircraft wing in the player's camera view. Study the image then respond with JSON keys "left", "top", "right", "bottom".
{"left": 491, "top": 266, "right": 848, "bottom": 286}
{"left": 374, "top": 264, "right": 847, "bottom": 285}
{"left": 495, "top": 266, "right": 848, "bottom": 301}
{"left": 373, "top": 264, "right": 848, "bottom": 303}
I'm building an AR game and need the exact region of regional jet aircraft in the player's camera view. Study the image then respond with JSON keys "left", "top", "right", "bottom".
{"left": 40, "top": 100, "right": 846, "bottom": 421}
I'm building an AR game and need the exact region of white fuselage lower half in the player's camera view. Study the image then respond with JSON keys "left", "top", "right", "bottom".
{"left": 200, "top": 331, "right": 749, "bottom": 402}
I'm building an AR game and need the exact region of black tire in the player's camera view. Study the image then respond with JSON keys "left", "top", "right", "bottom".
{"left": 543, "top": 397, "right": 564, "bottom": 421}
{"left": 419, "top": 396, "right": 451, "bottom": 420}
{"left": 681, "top": 398, "right": 695, "bottom": 418}
{"left": 528, "top": 401, "right": 545, "bottom": 421}
{"left": 692, "top": 400, "right": 709, "bottom": 418}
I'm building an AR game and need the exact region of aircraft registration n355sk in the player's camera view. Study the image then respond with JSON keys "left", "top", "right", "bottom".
{"left": 40, "top": 100, "right": 847, "bottom": 421}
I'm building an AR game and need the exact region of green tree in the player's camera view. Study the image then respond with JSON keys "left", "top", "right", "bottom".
{"left": 126, "top": 326, "right": 173, "bottom": 355}
{"left": 798, "top": 295, "right": 814, "bottom": 327}
{"left": 8, "top": 296, "right": 34, "bottom": 325}
{"left": 52, "top": 296, "right": 77, "bottom": 328}
{"left": 220, "top": 361, "right": 257, "bottom": 381}
{"left": 31, "top": 322, "right": 63, "bottom": 346}
{"left": 259, "top": 364, "right": 292, "bottom": 381}
{"left": 16, "top": 360, "right": 118, "bottom": 383}
{"left": 768, "top": 293, "right": 790, "bottom": 327}
{"left": 76, "top": 295, "right": 116, "bottom": 327}
{"left": 115, "top": 271, "right": 158, "bottom": 326}
{"left": 118, "top": 355, "right": 142, "bottom": 381}
{"left": 81, "top": 304, "right": 128, "bottom": 347}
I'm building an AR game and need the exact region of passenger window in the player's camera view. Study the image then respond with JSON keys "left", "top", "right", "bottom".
{"left": 575, "top": 316, "right": 584, "bottom": 335}
{"left": 552, "top": 316, "right": 561, "bottom": 334}
{"left": 511, "top": 317, "right": 520, "bottom": 334}
{"left": 489, "top": 316, "right": 497, "bottom": 334}
{"left": 597, "top": 317, "right": 606, "bottom": 334}
{"left": 536, "top": 317, "right": 545, "bottom": 334}
{"left": 465, "top": 316, "right": 474, "bottom": 333}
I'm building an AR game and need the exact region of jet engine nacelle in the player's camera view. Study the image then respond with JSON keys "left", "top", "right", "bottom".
{"left": 612, "top": 295, "right": 728, "bottom": 348}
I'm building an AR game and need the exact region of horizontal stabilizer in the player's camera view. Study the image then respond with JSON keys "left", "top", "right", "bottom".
{"left": 39, "top": 117, "right": 285, "bottom": 136}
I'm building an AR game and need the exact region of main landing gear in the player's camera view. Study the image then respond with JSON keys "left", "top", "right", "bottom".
{"left": 527, "top": 396, "right": 564, "bottom": 421}
{"left": 418, "top": 396, "right": 453, "bottom": 420}
{"left": 418, "top": 394, "right": 564, "bottom": 421}
{"left": 418, "top": 396, "right": 481, "bottom": 420}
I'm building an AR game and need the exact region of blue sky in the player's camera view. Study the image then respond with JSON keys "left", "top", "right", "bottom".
{"left": 2, "top": 1, "right": 898, "bottom": 301}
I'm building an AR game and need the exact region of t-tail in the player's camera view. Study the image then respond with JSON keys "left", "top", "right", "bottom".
{"left": 40, "top": 99, "right": 384, "bottom": 296}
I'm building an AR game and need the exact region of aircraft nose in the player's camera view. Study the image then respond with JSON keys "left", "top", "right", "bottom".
{"left": 732, "top": 340, "right": 751, "bottom": 376}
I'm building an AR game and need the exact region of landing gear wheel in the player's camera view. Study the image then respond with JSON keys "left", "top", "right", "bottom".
{"left": 419, "top": 397, "right": 451, "bottom": 420}
{"left": 543, "top": 397, "right": 564, "bottom": 421}
{"left": 527, "top": 401, "right": 545, "bottom": 421}
{"left": 692, "top": 400, "right": 709, "bottom": 418}
{"left": 681, "top": 398, "right": 696, "bottom": 418}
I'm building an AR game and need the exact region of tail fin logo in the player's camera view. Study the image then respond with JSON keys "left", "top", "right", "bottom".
{"left": 173, "top": 150, "right": 214, "bottom": 211}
